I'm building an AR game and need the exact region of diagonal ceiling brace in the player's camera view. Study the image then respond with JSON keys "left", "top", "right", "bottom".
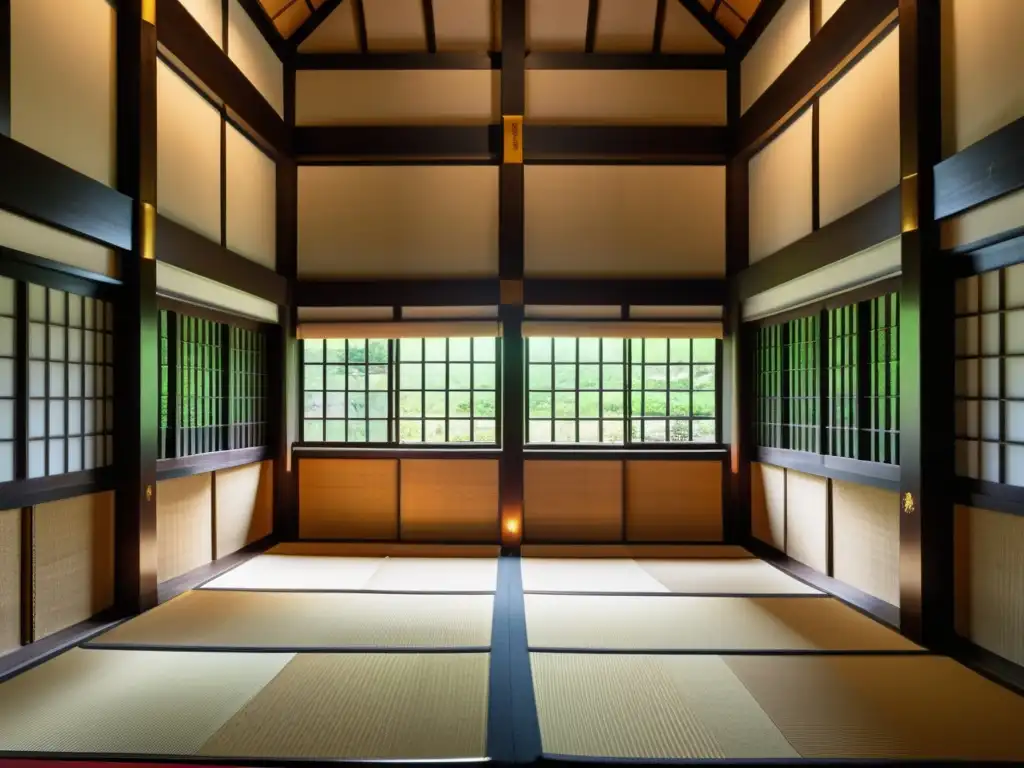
{"left": 676, "top": 0, "right": 735, "bottom": 51}
{"left": 290, "top": 0, "right": 346, "bottom": 50}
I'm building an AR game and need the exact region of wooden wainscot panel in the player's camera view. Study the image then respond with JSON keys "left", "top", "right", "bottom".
{"left": 784, "top": 469, "right": 827, "bottom": 572}
{"left": 0, "top": 509, "right": 20, "bottom": 655}
{"left": 299, "top": 458, "right": 399, "bottom": 540}
{"left": 400, "top": 459, "right": 499, "bottom": 542}
{"left": 954, "top": 505, "right": 1024, "bottom": 667}
{"left": 156, "top": 473, "right": 213, "bottom": 583}
{"left": 831, "top": 480, "right": 900, "bottom": 605}
{"left": 32, "top": 492, "right": 114, "bottom": 641}
{"left": 524, "top": 461, "right": 623, "bottom": 542}
{"left": 751, "top": 462, "right": 785, "bottom": 549}
{"left": 215, "top": 461, "right": 274, "bottom": 558}
{"left": 625, "top": 461, "right": 723, "bottom": 542}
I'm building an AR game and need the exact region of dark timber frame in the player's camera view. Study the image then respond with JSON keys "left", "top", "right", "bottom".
{"left": 114, "top": 0, "right": 160, "bottom": 615}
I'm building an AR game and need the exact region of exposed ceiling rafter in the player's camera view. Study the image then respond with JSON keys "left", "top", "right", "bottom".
{"left": 234, "top": 0, "right": 291, "bottom": 58}
{"left": 289, "top": 0, "right": 345, "bottom": 51}
{"left": 585, "top": 0, "right": 600, "bottom": 54}
{"left": 676, "top": 0, "right": 735, "bottom": 51}
{"left": 422, "top": 0, "right": 437, "bottom": 53}
{"left": 653, "top": 0, "right": 668, "bottom": 53}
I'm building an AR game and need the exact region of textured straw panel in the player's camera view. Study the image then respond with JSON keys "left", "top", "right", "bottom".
{"left": 521, "top": 559, "right": 669, "bottom": 594}
{"left": 0, "top": 509, "right": 19, "bottom": 656}
{"left": 400, "top": 459, "right": 499, "bottom": 542}
{"left": 784, "top": 470, "right": 827, "bottom": 572}
{"left": 362, "top": 557, "right": 498, "bottom": 592}
{"left": 525, "top": 595, "right": 918, "bottom": 652}
{"left": 638, "top": 558, "right": 819, "bottom": 595}
{"left": 531, "top": 653, "right": 797, "bottom": 759}
{"left": 95, "top": 590, "right": 493, "bottom": 649}
{"left": 270, "top": 541, "right": 499, "bottom": 557}
{"left": 33, "top": 493, "right": 114, "bottom": 641}
{"left": 725, "top": 655, "right": 1024, "bottom": 760}
{"left": 299, "top": 459, "right": 398, "bottom": 540}
{"left": 520, "top": 544, "right": 750, "bottom": 559}
{"left": 157, "top": 473, "right": 213, "bottom": 583}
{"left": 955, "top": 505, "right": 1024, "bottom": 667}
{"left": 202, "top": 554, "right": 383, "bottom": 591}
{"left": 626, "top": 461, "right": 723, "bottom": 542}
{"left": 524, "top": 461, "right": 622, "bottom": 542}
{"left": 831, "top": 480, "right": 900, "bottom": 606}
{"left": 751, "top": 463, "right": 785, "bottom": 549}
{"left": 200, "top": 653, "right": 489, "bottom": 760}
{"left": 214, "top": 461, "right": 273, "bottom": 559}
{"left": 0, "top": 648, "right": 293, "bottom": 755}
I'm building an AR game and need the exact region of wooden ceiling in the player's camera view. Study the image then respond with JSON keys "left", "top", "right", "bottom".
{"left": 256, "top": 0, "right": 765, "bottom": 49}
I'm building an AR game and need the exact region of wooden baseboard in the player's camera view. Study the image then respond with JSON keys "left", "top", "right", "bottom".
{"left": 156, "top": 534, "right": 277, "bottom": 604}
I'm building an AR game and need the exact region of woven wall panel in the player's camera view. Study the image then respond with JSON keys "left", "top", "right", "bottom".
{"left": 157, "top": 474, "right": 213, "bottom": 583}
{"left": 625, "top": 461, "right": 723, "bottom": 542}
{"left": 0, "top": 509, "right": 20, "bottom": 655}
{"left": 32, "top": 492, "right": 114, "bottom": 641}
{"left": 831, "top": 481, "right": 899, "bottom": 606}
{"left": 784, "top": 470, "right": 827, "bottom": 572}
{"left": 751, "top": 463, "right": 785, "bottom": 549}
{"left": 299, "top": 459, "right": 398, "bottom": 540}
{"left": 215, "top": 461, "right": 274, "bottom": 559}
{"left": 524, "top": 461, "right": 622, "bottom": 542}
{"left": 955, "top": 505, "right": 1024, "bottom": 667}
{"left": 399, "top": 459, "right": 499, "bottom": 542}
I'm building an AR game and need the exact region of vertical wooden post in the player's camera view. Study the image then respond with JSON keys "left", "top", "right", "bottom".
{"left": 898, "top": 0, "right": 953, "bottom": 648}
{"left": 274, "top": 58, "right": 299, "bottom": 541}
{"left": 114, "top": 0, "right": 160, "bottom": 613}
{"left": 499, "top": 0, "right": 525, "bottom": 549}
{"left": 724, "top": 54, "right": 750, "bottom": 544}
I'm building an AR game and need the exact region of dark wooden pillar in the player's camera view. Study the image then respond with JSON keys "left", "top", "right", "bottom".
{"left": 114, "top": 0, "right": 160, "bottom": 613}
{"left": 499, "top": 0, "right": 525, "bottom": 548}
{"left": 898, "top": 0, "right": 953, "bottom": 648}
{"left": 274, "top": 58, "right": 298, "bottom": 541}
{"left": 724, "top": 56, "right": 750, "bottom": 544}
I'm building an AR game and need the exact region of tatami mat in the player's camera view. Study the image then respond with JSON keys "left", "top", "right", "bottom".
{"left": 362, "top": 557, "right": 497, "bottom": 592}
{"left": 521, "top": 558, "right": 669, "bottom": 594}
{"left": 202, "top": 554, "right": 383, "bottom": 591}
{"left": 269, "top": 542, "right": 499, "bottom": 558}
{"left": 525, "top": 595, "right": 920, "bottom": 652}
{"left": 638, "top": 558, "right": 821, "bottom": 595}
{"left": 91, "top": 590, "right": 493, "bottom": 650}
{"left": 521, "top": 544, "right": 751, "bottom": 559}
{"left": 199, "top": 653, "right": 489, "bottom": 760}
{"left": 0, "top": 648, "right": 292, "bottom": 755}
{"left": 724, "top": 655, "right": 1024, "bottom": 760}
{"left": 531, "top": 653, "right": 798, "bottom": 759}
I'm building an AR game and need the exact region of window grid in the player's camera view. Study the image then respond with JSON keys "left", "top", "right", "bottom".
{"left": 0, "top": 277, "right": 15, "bottom": 482}
{"left": 526, "top": 337, "right": 717, "bottom": 446}
{"left": 302, "top": 338, "right": 392, "bottom": 444}
{"left": 754, "top": 325, "right": 783, "bottom": 449}
{"left": 828, "top": 304, "right": 858, "bottom": 458}
{"left": 232, "top": 327, "right": 268, "bottom": 449}
{"left": 27, "top": 284, "right": 113, "bottom": 478}
{"left": 955, "top": 265, "right": 1024, "bottom": 486}
{"left": 785, "top": 316, "right": 818, "bottom": 453}
{"left": 868, "top": 293, "right": 900, "bottom": 464}
{"left": 178, "top": 315, "right": 225, "bottom": 457}
{"left": 397, "top": 337, "right": 499, "bottom": 445}
{"left": 159, "top": 309, "right": 169, "bottom": 459}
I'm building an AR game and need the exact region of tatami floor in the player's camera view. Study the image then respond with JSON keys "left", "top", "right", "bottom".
{"left": 1, "top": 543, "right": 1024, "bottom": 764}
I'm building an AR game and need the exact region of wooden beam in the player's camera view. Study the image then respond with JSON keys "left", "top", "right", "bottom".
{"left": 157, "top": 0, "right": 290, "bottom": 157}
{"left": 734, "top": 0, "right": 786, "bottom": 59}
{"left": 897, "top": 0, "right": 953, "bottom": 649}
{"left": 294, "top": 52, "right": 728, "bottom": 69}
{"left": 294, "top": 124, "right": 728, "bottom": 164}
{"left": 422, "top": 0, "right": 437, "bottom": 53}
{"left": 525, "top": 52, "right": 728, "bottom": 69}
{"left": 234, "top": 0, "right": 288, "bottom": 59}
{"left": 353, "top": 0, "right": 368, "bottom": 53}
{"left": 653, "top": 0, "right": 667, "bottom": 53}
{"left": 289, "top": 0, "right": 344, "bottom": 50}
{"left": 934, "top": 115, "right": 1024, "bottom": 221}
{"left": 155, "top": 214, "right": 289, "bottom": 305}
{"left": 585, "top": 0, "right": 599, "bottom": 53}
{"left": 0, "top": 134, "right": 133, "bottom": 250}
{"left": 114, "top": 0, "right": 160, "bottom": 616}
{"left": 524, "top": 278, "right": 727, "bottom": 306}
{"left": 676, "top": 0, "right": 734, "bottom": 50}
{"left": 1, "top": 0, "right": 9, "bottom": 136}
{"left": 736, "top": 0, "right": 898, "bottom": 158}
{"left": 295, "top": 278, "right": 500, "bottom": 307}
{"left": 735, "top": 186, "right": 901, "bottom": 301}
